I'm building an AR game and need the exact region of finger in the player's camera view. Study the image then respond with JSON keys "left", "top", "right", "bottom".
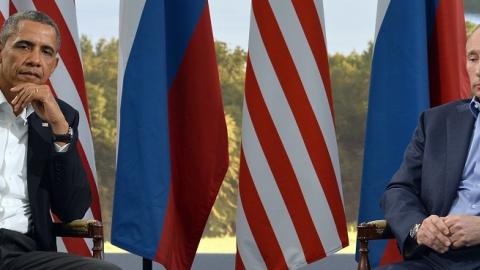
{"left": 11, "top": 86, "right": 27, "bottom": 105}
{"left": 12, "top": 88, "right": 29, "bottom": 110}
{"left": 419, "top": 229, "right": 448, "bottom": 253}
{"left": 19, "top": 90, "right": 34, "bottom": 110}
{"left": 418, "top": 226, "right": 438, "bottom": 246}
{"left": 421, "top": 222, "right": 451, "bottom": 247}
{"left": 449, "top": 230, "right": 460, "bottom": 243}
{"left": 431, "top": 215, "right": 450, "bottom": 235}
{"left": 15, "top": 88, "right": 33, "bottom": 110}
{"left": 10, "top": 84, "right": 24, "bottom": 93}
{"left": 452, "top": 240, "right": 464, "bottom": 249}
{"left": 443, "top": 215, "right": 459, "bottom": 229}
{"left": 435, "top": 233, "right": 452, "bottom": 247}
{"left": 449, "top": 227, "right": 467, "bottom": 248}
{"left": 432, "top": 242, "right": 449, "bottom": 253}
{"left": 428, "top": 234, "right": 450, "bottom": 252}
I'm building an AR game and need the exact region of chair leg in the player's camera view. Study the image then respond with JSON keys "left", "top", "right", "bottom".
{"left": 90, "top": 221, "right": 104, "bottom": 260}
{"left": 357, "top": 239, "right": 371, "bottom": 270}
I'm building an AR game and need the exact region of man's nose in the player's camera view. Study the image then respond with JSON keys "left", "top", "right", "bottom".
{"left": 26, "top": 48, "right": 41, "bottom": 66}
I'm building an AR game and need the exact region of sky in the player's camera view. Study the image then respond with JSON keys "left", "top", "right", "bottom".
{"left": 75, "top": 0, "right": 377, "bottom": 55}
{"left": 76, "top": 1, "right": 480, "bottom": 55}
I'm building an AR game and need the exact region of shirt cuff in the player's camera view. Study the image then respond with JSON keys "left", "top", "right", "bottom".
{"left": 54, "top": 143, "right": 70, "bottom": 152}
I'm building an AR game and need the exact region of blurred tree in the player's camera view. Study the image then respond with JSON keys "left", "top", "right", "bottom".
{"left": 81, "top": 19, "right": 480, "bottom": 240}
{"left": 329, "top": 44, "right": 372, "bottom": 225}
{"left": 215, "top": 42, "right": 247, "bottom": 126}
{"left": 467, "top": 21, "right": 478, "bottom": 34}
{"left": 81, "top": 36, "right": 118, "bottom": 239}
{"left": 204, "top": 43, "right": 246, "bottom": 237}
{"left": 82, "top": 36, "right": 247, "bottom": 238}
{"left": 204, "top": 114, "right": 241, "bottom": 237}
{"left": 465, "top": 0, "right": 480, "bottom": 14}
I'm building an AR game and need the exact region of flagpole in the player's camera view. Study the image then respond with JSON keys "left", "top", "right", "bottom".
{"left": 143, "top": 258, "right": 152, "bottom": 270}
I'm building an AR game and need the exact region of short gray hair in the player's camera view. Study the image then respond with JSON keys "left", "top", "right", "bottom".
{"left": 0, "top": 10, "right": 61, "bottom": 50}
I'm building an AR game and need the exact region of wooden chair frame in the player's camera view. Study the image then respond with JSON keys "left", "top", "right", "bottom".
{"left": 357, "top": 220, "right": 394, "bottom": 270}
{"left": 53, "top": 219, "right": 104, "bottom": 259}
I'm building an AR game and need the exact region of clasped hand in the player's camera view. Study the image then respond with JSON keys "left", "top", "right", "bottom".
{"left": 416, "top": 215, "right": 480, "bottom": 253}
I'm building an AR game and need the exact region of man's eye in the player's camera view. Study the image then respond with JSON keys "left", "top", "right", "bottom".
{"left": 469, "top": 55, "right": 479, "bottom": 62}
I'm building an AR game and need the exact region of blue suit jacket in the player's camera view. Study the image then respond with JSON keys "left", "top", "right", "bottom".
{"left": 381, "top": 99, "right": 475, "bottom": 258}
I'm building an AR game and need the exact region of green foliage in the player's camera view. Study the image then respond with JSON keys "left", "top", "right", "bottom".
{"left": 82, "top": 17, "right": 480, "bottom": 240}
{"left": 204, "top": 114, "right": 241, "bottom": 237}
{"left": 215, "top": 42, "right": 247, "bottom": 126}
{"left": 465, "top": 0, "right": 480, "bottom": 14}
{"left": 204, "top": 43, "right": 246, "bottom": 237}
{"left": 466, "top": 21, "right": 478, "bottom": 35}
{"left": 329, "top": 44, "right": 372, "bottom": 224}
{"left": 82, "top": 36, "right": 246, "bottom": 238}
{"left": 81, "top": 36, "right": 118, "bottom": 239}
{"left": 81, "top": 34, "right": 371, "bottom": 237}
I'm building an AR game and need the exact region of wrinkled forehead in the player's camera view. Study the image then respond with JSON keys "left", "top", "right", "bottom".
{"left": 9, "top": 20, "right": 58, "bottom": 49}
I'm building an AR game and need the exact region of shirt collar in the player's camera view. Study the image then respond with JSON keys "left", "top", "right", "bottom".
{"left": 0, "top": 90, "right": 34, "bottom": 125}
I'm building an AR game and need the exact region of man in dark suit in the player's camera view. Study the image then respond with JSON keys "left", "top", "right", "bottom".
{"left": 379, "top": 26, "right": 480, "bottom": 270}
{"left": 0, "top": 11, "right": 119, "bottom": 270}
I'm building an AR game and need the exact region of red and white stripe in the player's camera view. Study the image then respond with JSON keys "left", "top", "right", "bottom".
{"left": 0, "top": 0, "right": 101, "bottom": 256}
{"left": 236, "top": 1, "right": 348, "bottom": 269}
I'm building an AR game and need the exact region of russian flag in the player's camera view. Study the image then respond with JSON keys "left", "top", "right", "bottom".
{"left": 112, "top": 1, "right": 229, "bottom": 269}
{"left": 357, "top": 0, "right": 469, "bottom": 267}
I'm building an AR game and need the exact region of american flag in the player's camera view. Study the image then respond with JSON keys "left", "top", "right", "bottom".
{"left": 0, "top": 0, "right": 101, "bottom": 256}
{"left": 236, "top": 1, "right": 348, "bottom": 269}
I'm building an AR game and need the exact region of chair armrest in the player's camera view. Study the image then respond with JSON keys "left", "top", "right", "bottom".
{"left": 53, "top": 219, "right": 100, "bottom": 237}
{"left": 357, "top": 219, "right": 394, "bottom": 240}
{"left": 53, "top": 219, "right": 104, "bottom": 260}
{"left": 357, "top": 220, "right": 395, "bottom": 270}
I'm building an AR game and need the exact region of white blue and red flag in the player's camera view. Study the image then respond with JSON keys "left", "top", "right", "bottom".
{"left": 0, "top": 0, "right": 102, "bottom": 257}
{"left": 112, "top": 1, "right": 228, "bottom": 269}
{"left": 235, "top": 1, "right": 348, "bottom": 269}
{"left": 358, "top": 0, "right": 469, "bottom": 267}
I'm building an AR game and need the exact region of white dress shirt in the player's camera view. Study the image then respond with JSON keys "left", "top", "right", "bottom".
{"left": 0, "top": 91, "right": 69, "bottom": 233}
{"left": 0, "top": 91, "right": 34, "bottom": 233}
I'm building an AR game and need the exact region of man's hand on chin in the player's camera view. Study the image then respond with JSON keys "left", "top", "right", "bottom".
{"left": 10, "top": 82, "right": 68, "bottom": 134}
{"left": 443, "top": 215, "right": 480, "bottom": 249}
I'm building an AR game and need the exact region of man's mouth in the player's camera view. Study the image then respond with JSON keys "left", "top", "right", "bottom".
{"left": 18, "top": 71, "right": 41, "bottom": 79}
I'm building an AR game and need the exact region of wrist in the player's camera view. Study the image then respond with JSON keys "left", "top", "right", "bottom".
{"left": 50, "top": 118, "right": 69, "bottom": 134}
{"left": 52, "top": 126, "right": 73, "bottom": 144}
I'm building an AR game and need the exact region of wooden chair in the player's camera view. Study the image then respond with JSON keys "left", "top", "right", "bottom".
{"left": 357, "top": 220, "right": 394, "bottom": 270}
{"left": 53, "top": 219, "right": 104, "bottom": 259}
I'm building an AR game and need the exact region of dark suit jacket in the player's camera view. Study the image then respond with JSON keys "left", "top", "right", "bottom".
{"left": 381, "top": 99, "right": 475, "bottom": 258}
{"left": 26, "top": 98, "right": 91, "bottom": 251}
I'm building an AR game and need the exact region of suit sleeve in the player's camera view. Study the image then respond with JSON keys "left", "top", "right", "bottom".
{"left": 381, "top": 112, "right": 429, "bottom": 258}
{"left": 48, "top": 109, "right": 91, "bottom": 222}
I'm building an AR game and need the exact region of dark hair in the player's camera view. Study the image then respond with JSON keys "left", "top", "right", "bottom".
{"left": 0, "top": 10, "right": 61, "bottom": 49}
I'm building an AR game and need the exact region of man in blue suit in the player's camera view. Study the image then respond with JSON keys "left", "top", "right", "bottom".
{"left": 380, "top": 26, "right": 480, "bottom": 269}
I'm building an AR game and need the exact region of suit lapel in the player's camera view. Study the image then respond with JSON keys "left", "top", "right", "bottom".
{"left": 444, "top": 102, "right": 475, "bottom": 212}
{"left": 27, "top": 113, "right": 51, "bottom": 207}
